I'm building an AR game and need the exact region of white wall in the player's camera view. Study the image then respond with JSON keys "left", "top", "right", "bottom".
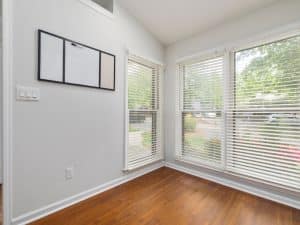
{"left": 0, "top": 46, "right": 2, "bottom": 184}
{"left": 0, "top": 0, "right": 2, "bottom": 184}
{"left": 11, "top": 0, "right": 300, "bottom": 220}
{"left": 164, "top": 0, "right": 300, "bottom": 205}
{"left": 12, "top": 0, "right": 164, "bottom": 218}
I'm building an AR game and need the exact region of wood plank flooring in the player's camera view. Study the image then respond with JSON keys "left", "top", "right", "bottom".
{"left": 30, "top": 167, "right": 300, "bottom": 225}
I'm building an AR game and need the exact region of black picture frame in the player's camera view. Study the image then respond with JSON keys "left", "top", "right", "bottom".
{"left": 38, "top": 29, "right": 116, "bottom": 91}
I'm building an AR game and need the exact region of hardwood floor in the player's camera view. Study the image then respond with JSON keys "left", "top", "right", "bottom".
{"left": 30, "top": 167, "right": 300, "bottom": 225}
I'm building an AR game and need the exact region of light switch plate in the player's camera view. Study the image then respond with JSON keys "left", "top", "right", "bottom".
{"left": 16, "top": 85, "right": 40, "bottom": 101}
{"left": 65, "top": 167, "right": 74, "bottom": 180}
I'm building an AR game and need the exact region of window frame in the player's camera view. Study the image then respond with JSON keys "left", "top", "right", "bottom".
{"left": 175, "top": 29, "right": 300, "bottom": 192}
{"left": 175, "top": 51, "right": 227, "bottom": 170}
{"left": 124, "top": 52, "right": 164, "bottom": 171}
{"left": 228, "top": 34, "right": 300, "bottom": 191}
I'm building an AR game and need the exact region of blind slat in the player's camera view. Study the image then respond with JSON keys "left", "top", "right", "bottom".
{"left": 177, "top": 35, "right": 300, "bottom": 191}
{"left": 180, "top": 56, "right": 224, "bottom": 166}
{"left": 227, "top": 35, "right": 300, "bottom": 190}
{"left": 127, "top": 55, "right": 162, "bottom": 170}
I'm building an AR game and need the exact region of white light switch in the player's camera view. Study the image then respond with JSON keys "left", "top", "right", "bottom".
{"left": 65, "top": 167, "right": 74, "bottom": 180}
{"left": 16, "top": 85, "right": 40, "bottom": 101}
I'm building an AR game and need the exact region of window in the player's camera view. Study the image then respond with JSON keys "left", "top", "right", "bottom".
{"left": 227, "top": 35, "right": 300, "bottom": 190}
{"left": 177, "top": 55, "right": 224, "bottom": 168}
{"left": 176, "top": 34, "right": 300, "bottom": 191}
{"left": 126, "top": 55, "right": 163, "bottom": 170}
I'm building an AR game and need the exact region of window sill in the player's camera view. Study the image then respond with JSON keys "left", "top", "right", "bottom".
{"left": 175, "top": 155, "right": 224, "bottom": 172}
{"left": 124, "top": 158, "right": 164, "bottom": 172}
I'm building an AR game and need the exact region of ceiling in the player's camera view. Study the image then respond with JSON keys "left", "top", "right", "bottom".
{"left": 117, "top": 0, "right": 279, "bottom": 45}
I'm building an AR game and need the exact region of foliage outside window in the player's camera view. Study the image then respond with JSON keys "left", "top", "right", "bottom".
{"left": 127, "top": 55, "right": 162, "bottom": 170}
{"left": 228, "top": 36, "right": 300, "bottom": 189}
{"left": 177, "top": 34, "right": 300, "bottom": 190}
{"left": 180, "top": 56, "right": 224, "bottom": 167}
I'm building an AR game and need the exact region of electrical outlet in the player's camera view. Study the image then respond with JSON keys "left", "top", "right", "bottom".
{"left": 65, "top": 167, "right": 74, "bottom": 180}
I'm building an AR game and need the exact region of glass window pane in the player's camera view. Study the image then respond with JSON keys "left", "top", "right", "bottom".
{"left": 128, "top": 111, "right": 156, "bottom": 162}
{"left": 230, "top": 35, "right": 300, "bottom": 189}
{"left": 183, "top": 112, "right": 222, "bottom": 163}
{"left": 126, "top": 55, "right": 161, "bottom": 170}
{"left": 235, "top": 36, "right": 300, "bottom": 109}
{"left": 183, "top": 57, "right": 223, "bottom": 111}
{"left": 128, "top": 60, "right": 156, "bottom": 110}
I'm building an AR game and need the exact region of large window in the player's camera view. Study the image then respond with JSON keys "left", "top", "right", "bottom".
{"left": 177, "top": 34, "right": 300, "bottom": 191}
{"left": 178, "top": 56, "right": 224, "bottom": 168}
{"left": 126, "top": 55, "right": 163, "bottom": 170}
{"left": 227, "top": 36, "right": 300, "bottom": 189}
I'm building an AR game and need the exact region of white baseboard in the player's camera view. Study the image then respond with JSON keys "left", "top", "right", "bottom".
{"left": 11, "top": 161, "right": 299, "bottom": 225}
{"left": 12, "top": 161, "right": 165, "bottom": 225}
{"left": 165, "top": 162, "right": 300, "bottom": 210}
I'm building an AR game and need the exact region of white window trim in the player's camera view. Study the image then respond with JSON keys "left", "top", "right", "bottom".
{"left": 175, "top": 27, "right": 300, "bottom": 192}
{"left": 124, "top": 50, "right": 164, "bottom": 172}
{"left": 231, "top": 27, "right": 300, "bottom": 53}
{"left": 124, "top": 51, "right": 130, "bottom": 170}
{"left": 79, "top": 0, "right": 114, "bottom": 19}
{"left": 2, "top": 0, "right": 13, "bottom": 224}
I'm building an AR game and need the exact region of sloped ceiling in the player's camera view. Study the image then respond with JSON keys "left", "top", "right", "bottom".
{"left": 118, "top": 0, "right": 279, "bottom": 45}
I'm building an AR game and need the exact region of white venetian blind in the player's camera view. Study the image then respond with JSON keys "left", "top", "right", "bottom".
{"left": 179, "top": 56, "right": 224, "bottom": 167}
{"left": 126, "top": 55, "right": 162, "bottom": 170}
{"left": 227, "top": 35, "right": 300, "bottom": 190}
